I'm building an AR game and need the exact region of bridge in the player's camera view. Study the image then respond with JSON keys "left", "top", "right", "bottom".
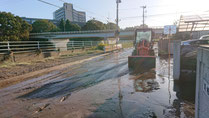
{"left": 30, "top": 30, "right": 135, "bottom": 39}
{"left": 29, "top": 28, "right": 163, "bottom": 51}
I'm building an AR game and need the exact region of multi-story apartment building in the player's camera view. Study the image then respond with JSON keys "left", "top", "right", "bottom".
{"left": 53, "top": 3, "right": 86, "bottom": 23}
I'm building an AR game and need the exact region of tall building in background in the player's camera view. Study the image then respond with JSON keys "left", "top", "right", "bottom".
{"left": 53, "top": 3, "right": 86, "bottom": 23}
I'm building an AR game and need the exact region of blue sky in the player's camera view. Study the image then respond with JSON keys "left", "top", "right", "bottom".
{"left": 0, "top": 0, "right": 209, "bottom": 28}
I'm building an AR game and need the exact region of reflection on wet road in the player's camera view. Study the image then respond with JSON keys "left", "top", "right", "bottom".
{"left": 0, "top": 48, "right": 195, "bottom": 118}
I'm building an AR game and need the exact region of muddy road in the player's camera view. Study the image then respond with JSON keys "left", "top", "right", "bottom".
{"left": 0, "top": 48, "right": 195, "bottom": 118}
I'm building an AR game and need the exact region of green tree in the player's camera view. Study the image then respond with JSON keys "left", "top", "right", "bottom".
{"left": 0, "top": 12, "right": 32, "bottom": 41}
{"left": 65, "top": 20, "right": 81, "bottom": 31}
{"left": 32, "top": 20, "right": 59, "bottom": 33}
{"left": 105, "top": 22, "right": 118, "bottom": 30}
{"left": 65, "top": 20, "right": 71, "bottom": 31}
{"left": 71, "top": 24, "right": 81, "bottom": 31}
{"left": 82, "top": 20, "right": 106, "bottom": 31}
{"left": 59, "top": 19, "right": 65, "bottom": 31}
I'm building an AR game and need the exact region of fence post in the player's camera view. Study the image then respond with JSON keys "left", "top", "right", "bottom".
{"left": 37, "top": 41, "right": 40, "bottom": 49}
{"left": 83, "top": 41, "right": 85, "bottom": 49}
{"left": 72, "top": 41, "right": 74, "bottom": 49}
{"left": 7, "top": 41, "right": 10, "bottom": 51}
{"left": 91, "top": 41, "right": 93, "bottom": 47}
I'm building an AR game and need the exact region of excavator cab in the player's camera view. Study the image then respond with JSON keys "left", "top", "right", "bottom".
{"left": 128, "top": 28, "right": 156, "bottom": 74}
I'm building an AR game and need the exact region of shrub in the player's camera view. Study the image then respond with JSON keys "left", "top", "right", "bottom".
{"left": 97, "top": 43, "right": 106, "bottom": 50}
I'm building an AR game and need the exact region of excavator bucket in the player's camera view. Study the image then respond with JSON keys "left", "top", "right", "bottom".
{"left": 128, "top": 29, "right": 156, "bottom": 74}
{"left": 128, "top": 56, "right": 156, "bottom": 74}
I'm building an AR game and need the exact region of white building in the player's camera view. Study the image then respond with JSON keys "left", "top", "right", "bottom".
{"left": 53, "top": 3, "right": 86, "bottom": 23}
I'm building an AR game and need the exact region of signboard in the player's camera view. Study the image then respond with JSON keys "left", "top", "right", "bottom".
{"left": 164, "top": 25, "right": 177, "bottom": 35}
{"left": 136, "top": 31, "right": 152, "bottom": 43}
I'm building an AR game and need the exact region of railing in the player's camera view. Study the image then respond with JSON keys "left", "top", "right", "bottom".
{"left": 29, "top": 29, "right": 135, "bottom": 36}
{"left": 0, "top": 40, "right": 133, "bottom": 55}
{"left": 29, "top": 27, "right": 164, "bottom": 36}
{"left": 0, "top": 41, "right": 101, "bottom": 55}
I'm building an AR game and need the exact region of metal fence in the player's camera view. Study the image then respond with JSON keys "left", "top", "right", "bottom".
{"left": 67, "top": 41, "right": 100, "bottom": 50}
{"left": 0, "top": 41, "right": 101, "bottom": 55}
{"left": 0, "top": 40, "right": 133, "bottom": 55}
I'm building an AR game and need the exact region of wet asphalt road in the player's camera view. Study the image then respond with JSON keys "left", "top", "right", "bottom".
{"left": 0, "top": 48, "right": 195, "bottom": 118}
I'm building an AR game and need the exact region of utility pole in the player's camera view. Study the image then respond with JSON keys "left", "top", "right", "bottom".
{"left": 141, "top": 6, "right": 146, "bottom": 29}
{"left": 116, "top": 0, "right": 121, "bottom": 45}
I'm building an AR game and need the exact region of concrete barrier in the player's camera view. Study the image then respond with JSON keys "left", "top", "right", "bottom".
{"left": 195, "top": 46, "right": 209, "bottom": 118}
{"left": 0, "top": 49, "right": 86, "bottom": 63}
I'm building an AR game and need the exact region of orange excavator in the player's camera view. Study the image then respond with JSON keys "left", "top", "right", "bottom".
{"left": 128, "top": 28, "right": 156, "bottom": 74}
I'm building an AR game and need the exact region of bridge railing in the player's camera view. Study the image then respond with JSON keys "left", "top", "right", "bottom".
{"left": 30, "top": 30, "right": 116, "bottom": 36}
{"left": 0, "top": 41, "right": 102, "bottom": 55}
{"left": 29, "top": 29, "right": 135, "bottom": 36}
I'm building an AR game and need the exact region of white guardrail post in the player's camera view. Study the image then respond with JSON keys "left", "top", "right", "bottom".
{"left": 91, "top": 41, "right": 93, "bottom": 47}
{"left": 72, "top": 41, "right": 74, "bottom": 49}
{"left": 7, "top": 41, "right": 10, "bottom": 51}
{"left": 37, "top": 41, "right": 40, "bottom": 49}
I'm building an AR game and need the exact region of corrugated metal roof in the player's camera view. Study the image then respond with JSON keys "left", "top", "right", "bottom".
{"left": 179, "top": 14, "right": 209, "bottom": 32}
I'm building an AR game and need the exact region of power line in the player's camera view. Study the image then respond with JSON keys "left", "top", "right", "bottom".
{"left": 57, "top": 0, "right": 110, "bottom": 22}
{"left": 119, "top": 4, "right": 177, "bottom": 11}
{"left": 120, "top": 10, "right": 204, "bottom": 20}
{"left": 37, "top": 0, "right": 61, "bottom": 8}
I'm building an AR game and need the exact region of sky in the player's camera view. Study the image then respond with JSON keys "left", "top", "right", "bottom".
{"left": 0, "top": 0, "right": 209, "bottom": 28}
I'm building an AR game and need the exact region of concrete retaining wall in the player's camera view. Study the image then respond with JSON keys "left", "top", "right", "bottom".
{"left": 195, "top": 47, "right": 209, "bottom": 118}
{"left": 0, "top": 49, "right": 85, "bottom": 63}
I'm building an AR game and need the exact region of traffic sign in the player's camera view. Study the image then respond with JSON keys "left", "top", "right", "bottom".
{"left": 164, "top": 25, "right": 177, "bottom": 35}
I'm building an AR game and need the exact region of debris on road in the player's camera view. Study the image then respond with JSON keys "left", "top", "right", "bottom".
{"left": 60, "top": 93, "right": 71, "bottom": 102}
{"left": 34, "top": 103, "right": 50, "bottom": 114}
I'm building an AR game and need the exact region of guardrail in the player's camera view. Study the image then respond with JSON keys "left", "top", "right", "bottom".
{"left": 0, "top": 41, "right": 101, "bottom": 55}
{"left": 29, "top": 27, "right": 164, "bottom": 36}
{"left": 0, "top": 40, "right": 133, "bottom": 55}
{"left": 29, "top": 29, "right": 135, "bottom": 36}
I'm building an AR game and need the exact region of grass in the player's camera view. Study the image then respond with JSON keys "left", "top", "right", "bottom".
{"left": 0, "top": 61, "right": 31, "bottom": 68}
{"left": 59, "top": 49, "right": 103, "bottom": 59}
{"left": 122, "top": 42, "right": 133, "bottom": 48}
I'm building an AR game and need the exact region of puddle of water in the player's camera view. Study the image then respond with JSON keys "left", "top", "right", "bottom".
{"left": 88, "top": 56, "right": 195, "bottom": 118}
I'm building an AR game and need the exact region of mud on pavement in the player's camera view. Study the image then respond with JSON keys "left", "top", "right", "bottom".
{"left": 0, "top": 51, "right": 107, "bottom": 88}
{"left": 0, "top": 49, "right": 195, "bottom": 118}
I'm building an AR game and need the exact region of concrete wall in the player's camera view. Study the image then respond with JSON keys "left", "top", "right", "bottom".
{"left": 0, "top": 49, "right": 87, "bottom": 63}
{"left": 195, "top": 47, "right": 209, "bottom": 118}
